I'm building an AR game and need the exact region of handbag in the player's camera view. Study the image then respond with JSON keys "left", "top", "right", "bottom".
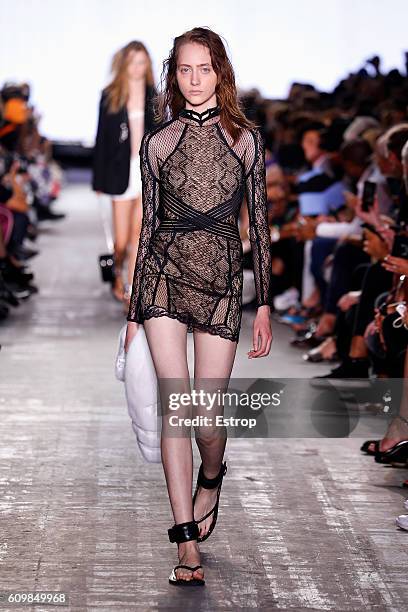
{"left": 97, "top": 193, "right": 115, "bottom": 284}
{"left": 242, "top": 268, "right": 256, "bottom": 305}
{"left": 115, "top": 323, "right": 161, "bottom": 463}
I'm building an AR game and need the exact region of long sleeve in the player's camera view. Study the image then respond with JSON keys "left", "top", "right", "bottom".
{"left": 245, "top": 128, "right": 273, "bottom": 307}
{"left": 91, "top": 92, "right": 106, "bottom": 191}
{"left": 127, "top": 131, "right": 160, "bottom": 322}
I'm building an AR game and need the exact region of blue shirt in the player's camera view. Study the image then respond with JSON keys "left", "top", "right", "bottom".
{"left": 297, "top": 156, "right": 345, "bottom": 216}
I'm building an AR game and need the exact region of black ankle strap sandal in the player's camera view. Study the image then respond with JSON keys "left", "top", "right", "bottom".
{"left": 168, "top": 520, "right": 205, "bottom": 586}
{"left": 192, "top": 461, "right": 227, "bottom": 543}
{"left": 168, "top": 520, "right": 199, "bottom": 543}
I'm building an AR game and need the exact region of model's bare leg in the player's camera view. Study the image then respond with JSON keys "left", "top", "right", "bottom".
{"left": 111, "top": 198, "right": 133, "bottom": 301}
{"left": 123, "top": 195, "right": 142, "bottom": 312}
{"left": 143, "top": 316, "right": 203, "bottom": 582}
{"left": 126, "top": 194, "right": 142, "bottom": 289}
{"left": 192, "top": 329, "right": 238, "bottom": 539}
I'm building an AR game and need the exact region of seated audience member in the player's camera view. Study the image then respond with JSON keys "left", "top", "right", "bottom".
{"left": 296, "top": 122, "right": 346, "bottom": 218}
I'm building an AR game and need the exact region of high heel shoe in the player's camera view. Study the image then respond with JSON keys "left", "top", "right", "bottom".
{"left": 168, "top": 521, "right": 205, "bottom": 586}
{"left": 374, "top": 440, "right": 408, "bottom": 467}
{"left": 192, "top": 461, "right": 227, "bottom": 543}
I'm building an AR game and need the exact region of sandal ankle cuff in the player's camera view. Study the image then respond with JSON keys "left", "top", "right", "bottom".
{"left": 197, "top": 461, "right": 227, "bottom": 489}
{"left": 168, "top": 520, "right": 199, "bottom": 543}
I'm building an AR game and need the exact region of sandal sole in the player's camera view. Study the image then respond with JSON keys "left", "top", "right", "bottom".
{"left": 169, "top": 568, "right": 205, "bottom": 586}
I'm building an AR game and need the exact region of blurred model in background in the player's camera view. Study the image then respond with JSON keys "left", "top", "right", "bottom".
{"left": 92, "top": 41, "right": 158, "bottom": 306}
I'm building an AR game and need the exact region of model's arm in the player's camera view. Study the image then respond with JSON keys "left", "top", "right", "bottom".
{"left": 245, "top": 128, "right": 273, "bottom": 358}
{"left": 245, "top": 128, "right": 273, "bottom": 308}
{"left": 127, "top": 131, "right": 159, "bottom": 322}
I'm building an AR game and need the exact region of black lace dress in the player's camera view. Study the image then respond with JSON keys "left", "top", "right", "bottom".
{"left": 126, "top": 105, "right": 272, "bottom": 342}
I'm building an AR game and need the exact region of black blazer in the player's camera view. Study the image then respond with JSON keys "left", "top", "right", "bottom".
{"left": 92, "top": 84, "right": 158, "bottom": 195}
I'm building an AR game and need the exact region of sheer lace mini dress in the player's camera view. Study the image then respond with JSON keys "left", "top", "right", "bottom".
{"left": 126, "top": 105, "right": 272, "bottom": 342}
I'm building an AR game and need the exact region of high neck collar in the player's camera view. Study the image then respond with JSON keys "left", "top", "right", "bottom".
{"left": 178, "top": 105, "right": 221, "bottom": 126}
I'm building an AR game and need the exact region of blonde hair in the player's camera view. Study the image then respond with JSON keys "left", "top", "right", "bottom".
{"left": 104, "top": 41, "right": 154, "bottom": 114}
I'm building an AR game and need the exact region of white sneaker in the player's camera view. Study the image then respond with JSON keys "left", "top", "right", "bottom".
{"left": 396, "top": 514, "right": 408, "bottom": 531}
{"left": 404, "top": 498, "right": 408, "bottom": 511}
{"left": 273, "top": 288, "right": 299, "bottom": 312}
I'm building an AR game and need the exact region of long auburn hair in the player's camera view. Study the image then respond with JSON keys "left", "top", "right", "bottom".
{"left": 156, "top": 27, "right": 256, "bottom": 143}
{"left": 104, "top": 41, "right": 154, "bottom": 114}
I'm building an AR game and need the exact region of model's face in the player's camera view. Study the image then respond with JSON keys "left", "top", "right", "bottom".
{"left": 302, "top": 130, "right": 323, "bottom": 164}
{"left": 127, "top": 49, "right": 148, "bottom": 81}
{"left": 176, "top": 42, "right": 218, "bottom": 109}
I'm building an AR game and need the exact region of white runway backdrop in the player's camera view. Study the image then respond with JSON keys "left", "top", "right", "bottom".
{"left": 0, "top": 0, "right": 407, "bottom": 144}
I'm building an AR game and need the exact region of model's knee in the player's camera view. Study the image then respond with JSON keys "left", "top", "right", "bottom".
{"left": 195, "top": 425, "right": 226, "bottom": 443}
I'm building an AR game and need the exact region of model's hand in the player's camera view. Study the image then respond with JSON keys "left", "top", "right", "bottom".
{"left": 124, "top": 321, "right": 139, "bottom": 353}
{"left": 248, "top": 305, "right": 273, "bottom": 358}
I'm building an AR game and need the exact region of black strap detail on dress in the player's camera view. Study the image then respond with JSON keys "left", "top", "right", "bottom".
{"left": 178, "top": 105, "right": 220, "bottom": 126}
{"left": 158, "top": 186, "right": 243, "bottom": 242}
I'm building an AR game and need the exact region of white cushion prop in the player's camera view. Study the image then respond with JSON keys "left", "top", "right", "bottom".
{"left": 396, "top": 514, "right": 408, "bottom": 531}
{"left": 116, "top": 323, "right": 161, "bottom": 463}
{"left": 115, "top": 324, "right": 127, "bottom": 382}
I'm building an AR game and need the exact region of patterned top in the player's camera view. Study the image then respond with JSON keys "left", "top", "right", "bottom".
{"left": 126, "top": 104, "right": 272, "bottom": 342}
